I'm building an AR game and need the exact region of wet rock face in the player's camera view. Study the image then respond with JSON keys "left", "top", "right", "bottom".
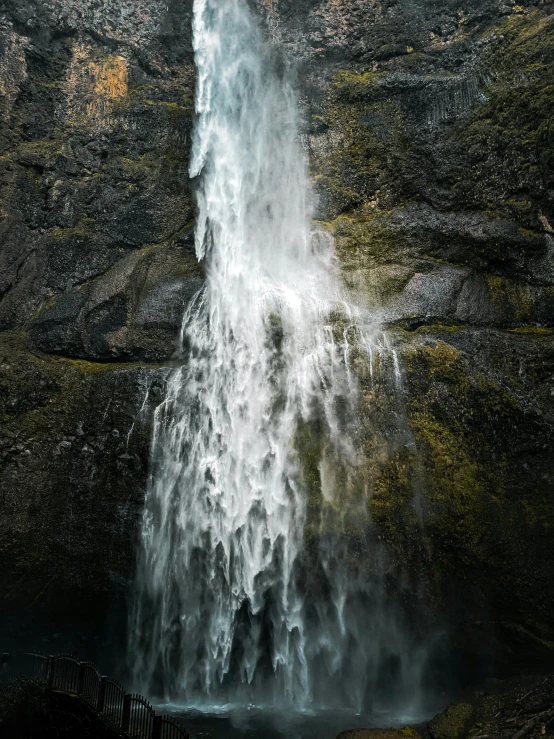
{"left": 0, "top": 0, "right": 198, "bottom": 658}
{"left": 30, "top": 238, "right": 203, "bottom": 361}
{"left": 0, "top": 332, "right": 168, "bottom": 662}
{"left": 271, "top": 0, "right": 554, "bottom": 669}
{"left": 260, "top": 0, "right": 514, "bottom": 59}
{"left": 0, "top": 0, "right": 198, "bottom": 337}
{"left": 0, "top": 0, "right": 553, "bottom": 673}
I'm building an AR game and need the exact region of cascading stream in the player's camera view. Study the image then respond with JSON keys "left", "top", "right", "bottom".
{"left": 130, "top": 0, "right": 429, "bottom": 716}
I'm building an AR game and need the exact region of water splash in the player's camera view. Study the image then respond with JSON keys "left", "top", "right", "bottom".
{"left": 130, "top": 0, "right": 430, "bottom": 715}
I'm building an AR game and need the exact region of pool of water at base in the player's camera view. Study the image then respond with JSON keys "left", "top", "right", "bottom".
{"left": 156, "top": 705, "right": 432, "bottom": 739}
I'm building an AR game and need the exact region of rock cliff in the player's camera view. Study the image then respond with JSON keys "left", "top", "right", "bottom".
{"left": 0, "top": 0, "right": 552, "bottom": 680}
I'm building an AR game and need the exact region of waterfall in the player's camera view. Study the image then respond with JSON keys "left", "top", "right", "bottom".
{"left": 129, "top": 0, "right": 429, "bottom": 716}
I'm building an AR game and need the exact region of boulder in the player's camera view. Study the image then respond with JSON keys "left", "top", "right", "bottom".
{"left": 428, "top": 703, "right": 474, "bottom": 739}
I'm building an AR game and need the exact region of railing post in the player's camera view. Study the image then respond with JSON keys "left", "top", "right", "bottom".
{"left": 47, "top": 656, "right": 55, "bottom": 690}
{"left": 32, "top": 655, "right": 43, "bottom": 680}
{"left": 121, "top": 693, "right": 132, "bottom": 734}
{"left": 152, "top": 715, "right": 162, "bottom": 739}
{"left": 77, "top": 662, "right": 85, "bottom": 696}
{"left": 97, "top": 676, "right": 107, "bottom": 713}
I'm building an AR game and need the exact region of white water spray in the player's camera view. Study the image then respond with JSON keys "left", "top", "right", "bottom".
{"left": 130, "top": 0, "right": 429, "bottom": 714}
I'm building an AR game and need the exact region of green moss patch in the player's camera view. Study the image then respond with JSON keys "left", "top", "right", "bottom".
{"left": 509, "top": 326, "right": 553, "bottom": 335}
{"left": 51, "top": 217, "right": 96, "bottom": 241}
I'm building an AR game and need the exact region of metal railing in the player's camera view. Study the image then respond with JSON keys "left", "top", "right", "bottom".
{"left": 1, "top": 652, "right": 188, "bottom": 739}
{"left": 125, "top": 693, "right": 155, "bottom": 737}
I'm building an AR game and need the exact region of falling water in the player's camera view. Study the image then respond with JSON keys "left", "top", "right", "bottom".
{"left": 130, "top": 0, "right": 430, "bottom": 717}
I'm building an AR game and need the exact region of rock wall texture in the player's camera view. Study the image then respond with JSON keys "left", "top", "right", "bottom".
{"left": 0, "top": 0, "right": 553, "bottom": 678}
{"left": 0, "top": 0, "right": 198, "bottom": 661}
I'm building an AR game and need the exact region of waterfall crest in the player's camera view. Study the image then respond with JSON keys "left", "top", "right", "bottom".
{"left": 130, "top": 0, "right": 428, "bottom": 714}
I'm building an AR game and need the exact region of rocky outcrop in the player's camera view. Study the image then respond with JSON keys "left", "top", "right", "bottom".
{"left": 0, "top": 0, "right": 198, "bottom": 661}
{"left": 0, "top": 0, "right": 553, "bottom": 681}
{"left": 30, "top": 238, "right": 202, "bottom": 361}
{"left": 0, "top": 0, "right": 197, "bottom": 335}
{"left": 428, "top": 703, "right": 473, "bottom": 739}
{"left": 0, "top": 332, "right": 168, "bottom": 660}
{"left": 286, "top": 0, "right": 554, "bottom": 669}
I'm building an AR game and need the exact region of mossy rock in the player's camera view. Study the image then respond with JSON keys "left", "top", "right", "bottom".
{"left": 310, "top": 74, "right": 412, "bottom": 216}
{"left": 428, "top": 703, "right": 473, "bottom": 739}
{"left": 0, "top": 329, "right": 165, "bottom": 644}
{"left": 449, "top": 11, "right": 554, "bottom": 222}
{"left": 337, "top": 728, "right": 419, "bottom": 739}
{"left": 51, "top": 216, "right": 96, "bottom": 241}
{"left": 362, "top": 328, "right": 554, "bottom": 658}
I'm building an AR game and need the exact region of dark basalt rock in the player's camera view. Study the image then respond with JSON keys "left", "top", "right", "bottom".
{"left": 30, "top": 241, "right": 203, "bottom": 362}
{"left": 0, "top": 332, "right": 169, "bottom": 664}
{"left": 0, "top": 0, "right": 553, "bottom": 683}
